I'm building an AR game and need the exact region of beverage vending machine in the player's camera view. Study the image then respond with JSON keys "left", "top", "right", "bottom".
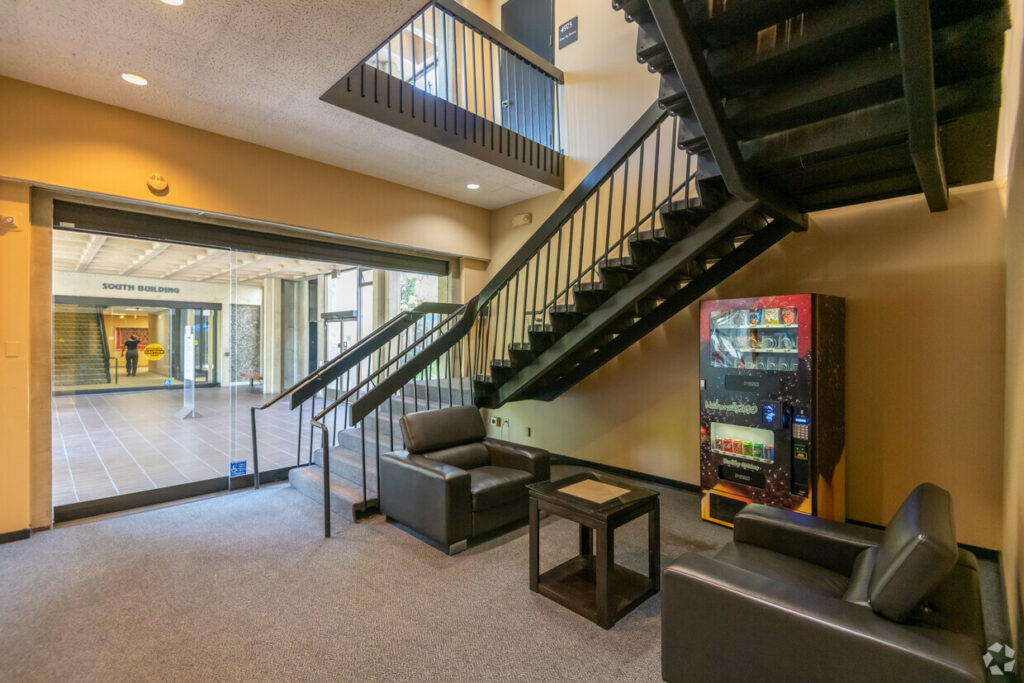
{"left": 699, "top": 294, "right": 845, "bottom": 526}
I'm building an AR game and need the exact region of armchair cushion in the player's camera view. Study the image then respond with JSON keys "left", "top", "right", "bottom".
{"left": 715, "top": 542, "right": 849, "bottom": 599}
{"left": 469, "top": 466, "right": 533, "bottom": 511}
{"left": 483, "top": 438, "right": 550, "bottom": 480}
{"left": 427, "top": 443, "right": 489, "bottom": 470}
{"left": 401, "top": 405, "right": 486, "bottom": 453}
{"left": 868, "top": 483, "right": 959, "bottom": 622}
{"left": 734, "top": 503, "right": 883, "bottom": 576}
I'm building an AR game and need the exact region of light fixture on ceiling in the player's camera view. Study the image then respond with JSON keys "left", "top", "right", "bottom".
{"left": 466, "top": 183, "right": 480, "bottom": 190}
{"left": 160, "top": 0, "right": 184, "bottom": 5}
{"left": 121, "top": 72, "right": 148, "bottom": 86}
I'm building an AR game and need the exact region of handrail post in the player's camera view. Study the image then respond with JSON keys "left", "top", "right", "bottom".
{"left": 313, "top": 419, "right": 332, "bottom": 538}
{"left": 250, "top": 406, "right": 260, "bottom": 490}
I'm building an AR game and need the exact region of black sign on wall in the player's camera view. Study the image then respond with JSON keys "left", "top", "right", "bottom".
{"left": 558, "top": 17, "right": 578, "bottom": 49}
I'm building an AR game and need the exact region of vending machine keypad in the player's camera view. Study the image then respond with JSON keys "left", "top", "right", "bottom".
{"left": 792, "top": 423, "right": 809, "bottom": 440}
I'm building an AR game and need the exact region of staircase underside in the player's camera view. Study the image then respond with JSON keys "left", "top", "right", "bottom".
{"left": 618, "top": 0, "right": 1008, "bottom": 211}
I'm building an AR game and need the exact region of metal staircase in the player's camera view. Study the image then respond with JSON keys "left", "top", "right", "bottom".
{"left": 265, "top": 0, "right": 1008, "bottom": 536}
{"left": 52, "top": 304, "right": 111, "bottom": 387}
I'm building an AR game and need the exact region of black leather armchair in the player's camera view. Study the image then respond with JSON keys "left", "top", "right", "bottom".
{"left": 379, "top": 406, "right": 549, "bottom": 553}
{"left": 663, "top": 483, "right": 987, "bottom": 682}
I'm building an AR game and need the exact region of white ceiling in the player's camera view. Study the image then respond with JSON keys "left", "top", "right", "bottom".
{"left": 53, "top": 230, "right": 345, "bottom": 285}
{"left": 0, "top": 0, "right": 554, "bottom": 209}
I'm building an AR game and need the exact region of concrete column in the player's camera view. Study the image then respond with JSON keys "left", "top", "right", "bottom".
{"left": 262, "top": 278, "right": 283, "bottom": 394}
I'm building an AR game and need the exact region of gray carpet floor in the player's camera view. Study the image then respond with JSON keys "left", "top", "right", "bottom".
{"left": 0, "top": 466, "right": 730, "bottom": 682}
{"left": 0, "top": 465, "right": 1010, "bottom": 682}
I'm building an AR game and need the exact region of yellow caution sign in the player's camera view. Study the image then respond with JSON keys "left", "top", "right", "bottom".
{"left": 143, "top": 343, "right": 165, "bottom": 361}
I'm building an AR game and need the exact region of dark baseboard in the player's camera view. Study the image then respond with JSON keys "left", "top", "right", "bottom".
{"left": 54, "top": 467, "right": 293, "bottom": 523}
{"left": 0, "top": 527, "right": 31, "bottom": 545}
{"left": 846, "top": 517, "right": 999, "bottom": 562}
{"left": 53, "top": 381, "right": 220, "bottom": 397}
{"left": 551, "top": 458, "right": 1003, "bottom": 560}
{"left": 550, "top": 454, "right": 701, "bottom": 493}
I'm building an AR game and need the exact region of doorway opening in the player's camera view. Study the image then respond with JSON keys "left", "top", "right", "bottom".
{"left": 50, "top": 212, "right": 446, "bottom": 518}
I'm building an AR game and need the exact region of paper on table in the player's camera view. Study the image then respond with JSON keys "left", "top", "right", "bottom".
{"left": 557, "top": 479, "right": 631, "bottom": 504}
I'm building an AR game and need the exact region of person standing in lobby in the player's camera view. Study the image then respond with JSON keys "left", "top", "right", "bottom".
{"left": 122, "top": 334, "right": 140, "bottom": 377}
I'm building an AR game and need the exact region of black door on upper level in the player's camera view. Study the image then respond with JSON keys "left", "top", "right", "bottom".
{"left": 500, "top": 0, "right": 556, "bottom": 148}
{"left": 502, "top": 0, "right": 554, "bottom": 63}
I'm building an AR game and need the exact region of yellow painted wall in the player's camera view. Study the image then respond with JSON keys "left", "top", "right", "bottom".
{"left": 0, "top": 77, "right": 491, "bottom": 261}
{"left": 0, "top": 181, "right": 35, "bottom": 536}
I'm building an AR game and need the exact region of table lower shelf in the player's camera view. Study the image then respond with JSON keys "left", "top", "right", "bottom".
{"left": 535, "top": 554, "right": 656, "bottom": 628}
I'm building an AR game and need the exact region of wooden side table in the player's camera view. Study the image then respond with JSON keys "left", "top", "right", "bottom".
{"left": 527, "top": 472, "right": 660, "bottom": 629}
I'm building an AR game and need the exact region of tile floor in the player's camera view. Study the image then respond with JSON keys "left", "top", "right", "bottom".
{"left": 51, "top": 386, "right": 314, "bottom": 506}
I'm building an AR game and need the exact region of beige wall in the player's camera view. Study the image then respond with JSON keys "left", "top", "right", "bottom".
{"left": 0, "top": 77, "right": 491, "bottom": 261}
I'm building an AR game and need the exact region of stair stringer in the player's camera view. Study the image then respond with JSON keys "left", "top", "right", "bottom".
{"left": 490, "top": 195, "right": 760, "bottom": 408}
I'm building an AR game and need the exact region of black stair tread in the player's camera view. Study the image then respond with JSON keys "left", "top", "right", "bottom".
{"left": 613, "top": 0, "right": 652, "bottom": 24}
{"left": 473, "top": 373, "right": 499, "bottom": 385}
{"left": 491, "top": 358, "right": 515, "bottom": 368}
{"left": 743, "top": 73, "right": 1002, "bottom": 170}
{"left": 600, "top": 257, "right": 640, "bottom": 271}
{"left": 724, "top": 7, "right": 1009, "bottom": 139}
{"left": 628, "top": 226, "right": 687, "bottom": 245}
{"left": 549, "top": 303, "right": 586, "bottom": 315}
{"left": 706, "top": 0, "right": 899, "bottom": 95}
{"left": 508, "top": 342, "right": 536, "bottom": 351}
{"left": 685, "top": 0, "right": 828, "bottom": 49}
{"left": 572, "top": 281, "right": 613, "bottom": 294}
{"left": 636, "top": 25, "right": 674, "bottom": 74}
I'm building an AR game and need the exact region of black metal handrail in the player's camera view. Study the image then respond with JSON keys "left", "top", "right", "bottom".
{"left": 360, "top": 0, "right": 564, "bottom": 150}
{"left": 310, "top": 299, "right": 477, "bottom": 537}
{"left": 249, "top": 302, "right": 459, "bottom": 491}
{"left": 471, "top": 102, "right": 703, "bottom": 383}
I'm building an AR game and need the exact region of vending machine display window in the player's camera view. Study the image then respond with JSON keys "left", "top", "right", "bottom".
{"left": 709, "top": 423, "right": 775, "bottom": 462}
{"left": 709, "top": 307, "right": 800, "bottom": 371}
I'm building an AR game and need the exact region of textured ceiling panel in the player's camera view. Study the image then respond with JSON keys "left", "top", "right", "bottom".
{"left": 0, "top": 0, "right": 554, "bottom": 209}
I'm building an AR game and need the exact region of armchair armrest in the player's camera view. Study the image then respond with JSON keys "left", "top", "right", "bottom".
{"left": 733, "top": 504, "right": 883, "bottom": 576}
{"left": 662, "top": 552, "right": 984, "bottom": 683}
{"left": 482, "top": 438, "right": 550, "bottom": 481}
{"left": 378, "top": 450, "right": 471, "bottom": 547}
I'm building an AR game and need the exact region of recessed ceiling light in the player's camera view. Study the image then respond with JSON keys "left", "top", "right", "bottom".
{"left": 121, "top": 72, "right": 148, "bottom": 86}
{"left": 466, "top": 183, "right": 480, "bottom": 190}
{"left": 161, "top": 0, "right": 184, "bottom": 5}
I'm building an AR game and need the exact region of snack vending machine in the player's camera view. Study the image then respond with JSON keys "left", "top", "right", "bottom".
{"left": 699, "top": 294, "right": 845, "bottom": 526}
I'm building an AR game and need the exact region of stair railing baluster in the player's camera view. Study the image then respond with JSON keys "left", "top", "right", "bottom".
{"left": 591, "top": 188, "right": 601, "bottom": 278}
{"left": 564, "top": 214, "right": 574, "bottom": 306}
{"left": 502, "top": 277, "right": 512, "bottom": 361}
{"left": 577, "top": 202, "right": 587, "bottom": 290}
{"left": 432, "top": 7, "right": 438, "bottom": 101}
{"left": 421, "top": 12, "right": 428, "bottom": 122}
{"left": 620, "top": 154, "right": 630, "bottom": 259}
{"left": 652, "top": 123, "right": 661, "bottom": 232}
{"left": 605, "top": 173, "right": 615, "bottom": 260}
{"left": 296, "top": 401, "right": 304, "bottom": 467}
{"left": 634, "top": 138, "right": 645, "bottom": 238}
{"left": 530, "top": 253, "right": 539, "bottom": 341}
{"left": 668, "top": 116, "right": 678, "bottom": 203}
{"left": 461, "top": 23, "right": 469, "bottom": 119}
{"left": 510, "top": 270, "right": 520, "bottom": 354}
